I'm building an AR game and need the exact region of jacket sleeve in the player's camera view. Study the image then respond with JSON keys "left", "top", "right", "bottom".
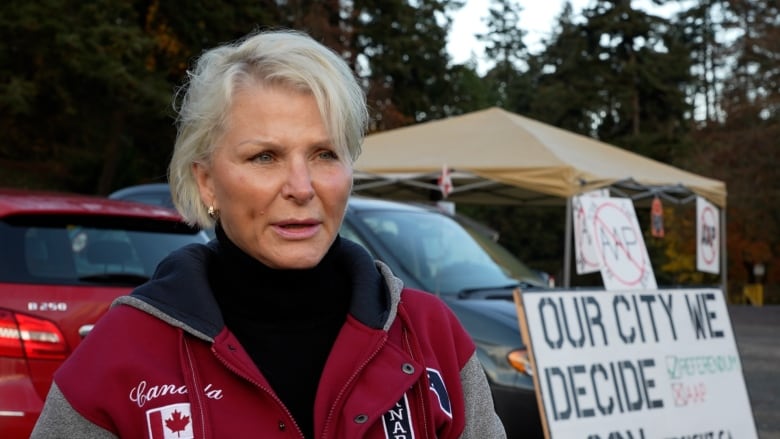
{"left": 30, "top": 383, "right": 118, "bottom": 439}
{"left": 459, "top": 353, "right": 508, "bottom": 439}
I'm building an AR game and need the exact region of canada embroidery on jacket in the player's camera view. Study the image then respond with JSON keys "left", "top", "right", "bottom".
{"left": 130, "top": 380, "right": 224, "bottom": 408}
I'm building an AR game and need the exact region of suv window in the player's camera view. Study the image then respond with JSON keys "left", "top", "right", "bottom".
{"left": 0, "top": 215, "right": 203, "bottom": 286}
{"left": 351, "top": 209, "right": 515, "bottom": 294}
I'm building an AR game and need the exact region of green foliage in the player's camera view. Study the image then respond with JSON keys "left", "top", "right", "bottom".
{"left": 444, "top": 63, "right": 498, "bottom": 115}
{"left": 0, "top": 0, "right": 171, "bottom": 192}
{"left": 352, "top": 0, "right": 463, "bottom": 129}
{"left": 475, "top": 0, "right": 528, "bottom": 109}
{"left": 524, "top": 0, "right": 693, "bottom": 161}
{"left": 524, "top": 3, "right": 601, "bottom": 135}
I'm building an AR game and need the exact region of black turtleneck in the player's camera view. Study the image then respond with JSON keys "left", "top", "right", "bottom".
{"left": 211, "top": 225, "right": 352, "bottom": 439}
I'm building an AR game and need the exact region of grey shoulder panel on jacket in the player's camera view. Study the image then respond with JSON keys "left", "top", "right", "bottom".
{"left": 113, "top": 295, "right": 215, "bottom": 342}
{"left": 459, "top": 353, "right": 508, "bottom": 439}
{"left": 30, "top": 383, "right": 117, "bottom": 439}
{"left": 375, "top": 259, "right": 403, "bottom": 332}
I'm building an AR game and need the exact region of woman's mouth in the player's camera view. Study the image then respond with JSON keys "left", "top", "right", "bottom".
{"left": 273, "top": 221, "right": 321, "bottom": 239}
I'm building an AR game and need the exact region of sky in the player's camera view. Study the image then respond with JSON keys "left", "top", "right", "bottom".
{"left": 447, "top": 0, "right": 686, "bottom": 71}
{"left": 447, "top": 0, "right": 589, "bottom": 65}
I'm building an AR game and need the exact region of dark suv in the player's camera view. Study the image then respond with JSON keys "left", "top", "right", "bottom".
{"left": 110, "top": 184, "right": 545, "bottom": 437}
{"left": 341, "top": 197, "right": 543, "bottom": 438}
{"left": 0, "top": 188, "right": 209, "bottom": 438}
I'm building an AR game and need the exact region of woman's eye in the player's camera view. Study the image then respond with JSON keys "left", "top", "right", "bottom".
{"left": 253, "top": 152, "right": 274, "bottom": 162}
{"left": 319, "top": 150, "right": 338, "bottom": 160}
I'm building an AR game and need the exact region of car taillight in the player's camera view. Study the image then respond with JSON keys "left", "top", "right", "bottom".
{"left": 0, "top": 309, "right": 68, "bottom": 360}
{"left": 507, "top": 349, "right": 534, "bottom": 376}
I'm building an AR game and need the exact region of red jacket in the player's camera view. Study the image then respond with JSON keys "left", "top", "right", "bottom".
{"left": 31, "top": 241, "right": 506, "bottom": 438}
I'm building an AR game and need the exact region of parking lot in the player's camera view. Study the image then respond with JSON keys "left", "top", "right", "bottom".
{"left": 730, "top": 305, "right": 780, "bottom": 439}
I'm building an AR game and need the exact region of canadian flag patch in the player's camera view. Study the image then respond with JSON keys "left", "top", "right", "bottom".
{"left": 146, "top": 403, "right": 194, "bottom": 439}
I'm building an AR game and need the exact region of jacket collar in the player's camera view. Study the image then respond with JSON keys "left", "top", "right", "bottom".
{"left": 115, "top": 238, "right": 401, "bottom": 341}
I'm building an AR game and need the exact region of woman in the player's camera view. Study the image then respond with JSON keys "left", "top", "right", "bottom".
{"left": 31, "top": 29, "right": 506, "bottom": 438}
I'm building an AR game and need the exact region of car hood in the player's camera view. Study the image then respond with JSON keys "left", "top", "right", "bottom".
{"left": 441, "top": 295, "right": 525, "bottom": 348}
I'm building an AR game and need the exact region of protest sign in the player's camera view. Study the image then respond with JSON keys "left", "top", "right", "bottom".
{"left": 515, "top": 288, "right": 757, "bottom": 439}
{"left": 573, "top": 191, "right": 609, "bottom": 275}
{"left": 580, "top": 197, "right": 657, "bottom": 290}
{"left": 696, "top": 197, "right": 720, "bottom": 274}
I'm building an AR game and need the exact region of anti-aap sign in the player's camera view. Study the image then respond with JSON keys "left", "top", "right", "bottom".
{"left": 696, "top": 197, "right": 720, "bottom": 274}
{"left": 579, "top": 197, "right": 657, "bottom": 291}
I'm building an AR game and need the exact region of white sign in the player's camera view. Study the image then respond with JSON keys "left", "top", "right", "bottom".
{"left": 696, "top": 197, "right": 720, "bottom": 274}
{"left": 515, "top": 288, "right": 758, "bottom": 439}
{"left": 583, "top": 197, "right": 657, "bottom": 290}
{"left": 572, "top": 191, "right": 609, "bottom": 275}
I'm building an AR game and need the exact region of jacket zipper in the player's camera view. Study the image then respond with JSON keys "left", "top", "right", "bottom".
{"left": 402, "top": 325, "right": 432, "bottom": 439}
{"left": 320, "top": 334, "right": 387, "bottom": 439}
{"left": 212, "top": 345, "right": 306, "bottom": 438}
{"left": 183, "top": 337, "right": 209, "bottom": 438}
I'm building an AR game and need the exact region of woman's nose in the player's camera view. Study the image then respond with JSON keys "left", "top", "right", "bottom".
{"left": 281, "top": 159, "right": 315, "bottom": 202}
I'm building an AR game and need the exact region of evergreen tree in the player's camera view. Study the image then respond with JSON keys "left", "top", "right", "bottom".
{"left": 525, "top": 2, "right": 601, "bottom": 135}
{"left": 445, "top": 62, "right": 497, "bottom": 115}
{"left": 679, "top": 0, "right": 780, "bottom": 300}
{"left": 676, "top": 0, "right": 730, "bottom": 124}
{"left": 719, "top": 0, "right": 780, "bottom": 123}
{"left": 349, "top": 0, "right": 463, "bottom": 129}
{"left": 527, "top": 0, "right": 693, "bottom": 162}
{"left": 0, "top": 0, "right": 172, "bottom": 193}
{"left": 476, "top": 0, "right": 528, "bottom": 109}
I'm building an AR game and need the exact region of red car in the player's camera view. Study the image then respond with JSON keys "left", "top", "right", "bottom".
{"left": 0, "top": 188, "right": 209, "bottom": 437}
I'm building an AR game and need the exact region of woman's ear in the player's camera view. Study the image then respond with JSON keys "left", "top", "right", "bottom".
{"left": 192, "top": 161, "right": 215, "bottom": 208}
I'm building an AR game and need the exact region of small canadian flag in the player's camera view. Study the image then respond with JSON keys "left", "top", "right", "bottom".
{"left": 437, "top": 164, "right": 453, "bottom": 198}
{"left": 146, "top": 403, "right": 194, "bottom": 439}
{"left": 650, "top": 196, "right": 665, "bottom": 238}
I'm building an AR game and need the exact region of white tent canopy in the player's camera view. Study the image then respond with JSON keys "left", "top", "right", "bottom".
{"left": 353, "top": 107, "right": 726, "bottom": 208}
{"left": 352, "top": 107, "right": 727, "bottom": 289}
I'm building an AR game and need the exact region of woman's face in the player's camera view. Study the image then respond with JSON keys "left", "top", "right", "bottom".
{"left": 193, "top": 83, "right": 352, "bottom": 269}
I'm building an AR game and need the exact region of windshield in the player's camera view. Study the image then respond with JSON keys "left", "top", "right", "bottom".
{"left": 0, "top": 215, "right": 206, "bottom": 286}
{"left": 462, "top": 223, "right": 546, "bottom": 288}
{"left": 352, "top": 209, "right": 517, "bottom": 294}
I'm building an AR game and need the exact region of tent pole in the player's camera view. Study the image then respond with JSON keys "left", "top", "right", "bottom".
{"left": 721, "top": 208, "right": 728, "bottom": 301}
{"left": 564, "top": 196, "right": 573, "bottom": 288}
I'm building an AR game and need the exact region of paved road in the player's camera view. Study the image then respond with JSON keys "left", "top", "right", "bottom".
{"left": 729, "top": 305, "right": 780, "bottom": 439}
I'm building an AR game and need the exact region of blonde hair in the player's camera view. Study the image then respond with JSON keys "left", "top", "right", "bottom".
{"left": 168, "top": 29, "right": 368, "bottom": 228}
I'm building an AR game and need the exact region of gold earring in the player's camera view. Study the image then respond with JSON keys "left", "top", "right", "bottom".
{"left": 207, "top": 206, "right": 216, "bottom": 218}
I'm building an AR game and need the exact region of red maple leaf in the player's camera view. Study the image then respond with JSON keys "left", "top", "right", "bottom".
{"left": 164, "top": 409, "right": 190, "bottom": 437}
